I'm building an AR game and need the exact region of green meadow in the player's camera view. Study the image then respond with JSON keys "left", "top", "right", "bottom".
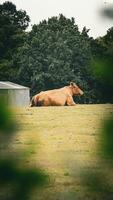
{"left": 7, "top": 104, "right": 112, "bottom": 200}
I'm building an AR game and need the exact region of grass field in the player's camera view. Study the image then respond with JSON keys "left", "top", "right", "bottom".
{"left": 6, "top": 104, "right": 113, "bottom": 199}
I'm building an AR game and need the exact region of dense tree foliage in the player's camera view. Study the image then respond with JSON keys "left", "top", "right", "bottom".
{"left": 90, "top": 27, "right": 113, "bottom": 103}
{"left": 0, "top": 1, "right": 113, "bottom": 103}
{"left": 0, "top": 1, "right": 30, "bottom": 80}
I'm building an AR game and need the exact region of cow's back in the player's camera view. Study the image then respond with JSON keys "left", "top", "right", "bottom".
{"left": 37, "top": 87, "right": 69, "bottom": 106}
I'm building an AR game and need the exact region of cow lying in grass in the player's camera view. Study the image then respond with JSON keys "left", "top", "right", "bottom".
{"left": 30, "top": 82, "right": 84, "bottom": 107}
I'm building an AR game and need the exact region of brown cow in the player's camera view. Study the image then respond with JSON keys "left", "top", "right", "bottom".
{"left": 30, "top": 82, "right": 84, "bottom": 107}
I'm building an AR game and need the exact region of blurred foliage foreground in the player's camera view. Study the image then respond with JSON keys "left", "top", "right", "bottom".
{"left": 81, "top": 115, "right": 113, "bottom": 200}
{"left": 0, "top": 96, "right": 48, "bottom": 200}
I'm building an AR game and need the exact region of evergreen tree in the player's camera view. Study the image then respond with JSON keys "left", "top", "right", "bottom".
{"left": 0, "top": 1, "right": 30, "bottom": 81}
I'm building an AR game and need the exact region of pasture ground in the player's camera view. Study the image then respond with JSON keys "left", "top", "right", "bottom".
{"left": 5, "top": 105, "right": 113, "bottom": 199}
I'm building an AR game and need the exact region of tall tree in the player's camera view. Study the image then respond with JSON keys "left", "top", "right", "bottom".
{"left": 0, "top": 1, "right": 30, "bottom": 80}
{"left": 17, "top": 14, "right": 92, "bottom": 102}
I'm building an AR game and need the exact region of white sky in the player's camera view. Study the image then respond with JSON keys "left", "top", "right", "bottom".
{"left": 1, "top": 0, "right": 113, "bottom": 38}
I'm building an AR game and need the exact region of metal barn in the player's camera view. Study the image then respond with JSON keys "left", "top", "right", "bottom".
{"left": 0, "top": 81, "right": 30, "bottom": 106}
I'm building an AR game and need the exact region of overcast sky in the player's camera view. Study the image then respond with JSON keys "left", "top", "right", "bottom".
{"left": 1, "top": 0, "right": 113, "bottom": 38}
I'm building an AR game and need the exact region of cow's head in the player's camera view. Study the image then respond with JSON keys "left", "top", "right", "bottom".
{"left": 70, "top": 82, "right": 84, "bottom": 96}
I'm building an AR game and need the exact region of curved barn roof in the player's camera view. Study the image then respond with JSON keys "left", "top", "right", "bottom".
{"left": 0, "top": 81, "right": 29, "bottom": 89}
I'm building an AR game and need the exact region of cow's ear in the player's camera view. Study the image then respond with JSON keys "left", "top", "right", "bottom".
{"left": 70, "top": 82, "right": 74, "bottom": 86}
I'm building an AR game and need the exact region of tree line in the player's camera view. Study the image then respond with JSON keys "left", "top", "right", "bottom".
{"left": 0, "top": 1, "right": 113, "bottom": 103}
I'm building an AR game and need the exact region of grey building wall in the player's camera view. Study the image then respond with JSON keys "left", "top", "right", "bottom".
{"left": 0, "top": 89, "right": 30, "bottom": 106}
{"left": 8, "top": 89, "right": 30, "bottom": 106}
{"left": 0, "top": 82, "right": 30, "bottom": 107}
